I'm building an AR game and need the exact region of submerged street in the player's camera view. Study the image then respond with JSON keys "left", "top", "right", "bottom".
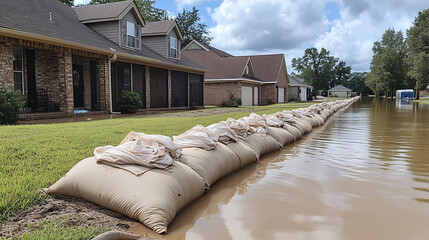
{"left": 132, "top": 97, "right": 429, "bottom": 240}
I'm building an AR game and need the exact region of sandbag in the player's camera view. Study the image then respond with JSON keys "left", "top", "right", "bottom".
{"left": 294, "top": 118, "right": 312, "bottom": 134}
{"left": 282, "top": 123, "right": 303, "bottom": 140}
{"left": 173, "top": 125, "right": 218, "bottom": 150}
{"left": 312, "top": 114, "right": 325, "bottom": 125}
{"left": 45, "top": 158, "right": 205, "bottom": 234}
{"left": 207, "top": 121, "right": 238, "bottom": 144}
{"left": 241, "top": 134, "right": 281, "bottom": 159}
{"left": 178, "top": 143, "right": 241, "bottom": 188}
{"left": 226, "top": 118, "right": 251, "bottom": 138}
{"left": 225, "top": 141, "right": 258, "bottom": 167}
{"left": 267, "top": 127, "right": 294, "bottom": 147}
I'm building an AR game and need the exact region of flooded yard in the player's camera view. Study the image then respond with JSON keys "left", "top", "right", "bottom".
{"left": 132, "top": 97, "right": 429, "bottom": 240}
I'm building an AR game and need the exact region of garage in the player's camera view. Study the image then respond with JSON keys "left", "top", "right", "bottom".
{"left": 278, "top": 87, "right": 285, "bottom": 103}
{"left": 241, "top": 86, "right": 253, "bottom": 106}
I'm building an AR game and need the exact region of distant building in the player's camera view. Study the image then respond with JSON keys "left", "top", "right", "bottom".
{"left": 327, "top": 85, "right": 352, "bottom": 98}
{"left": 288, "top": 75, "right": 312, "bottom": 101}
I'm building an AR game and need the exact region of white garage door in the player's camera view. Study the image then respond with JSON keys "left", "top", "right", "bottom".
{"left": 278, "top": 87, "right": 285, "bottom": 103}
{"left": 300, "top": 87, "right": 307, "bottom": 101}
{"left": 241, "top": 86, "right": 253, "bottom": 106}
{"left": 253, "top": 87, "right": 258, "bottom": 106}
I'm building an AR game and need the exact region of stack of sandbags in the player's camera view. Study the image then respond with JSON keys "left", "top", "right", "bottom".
{"left": 174, "top": 125, "right": 241, "bottom": 189}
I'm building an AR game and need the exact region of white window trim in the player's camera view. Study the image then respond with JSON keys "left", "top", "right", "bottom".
{"left": 169, "top": 37, "right": 179, "bottom": 59}
{"left": 13, "top": 47, "right": 24, "bottom": 95}
{"left": 126, "top": 21, "right": 136, "bottom": 48}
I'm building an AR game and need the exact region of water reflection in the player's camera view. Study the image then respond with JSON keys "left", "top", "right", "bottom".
{"left": 130, "top": 97, "right": 429, "bottom": 240}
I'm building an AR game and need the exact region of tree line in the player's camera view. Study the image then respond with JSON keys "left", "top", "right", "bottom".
{"left": 367, "top": 9, "right": 429, "bottom": 99}
{"left": 291, "top": 48, "right": 371, "bottom": 96}
{"left": 59, "top": 0, "right": 212, "bottom": 48}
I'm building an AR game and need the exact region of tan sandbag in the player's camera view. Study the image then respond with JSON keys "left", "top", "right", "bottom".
{"left": 282, "top": 124, "right": 303, "bottom": 140}
{"left": 295, "top": 118, "right": 312, "bottom": 134}
{"left": 46, "top": 157, "right": 205, "bottom": 234}
{"left": 313, "top": 114, "right": 325, "bottom": 125}
{"left": 267, "top": 127, "right": 294, "bottom": 147}
{"left": 225, "top": 141, "right": 258, "bottom": 167}
{"left": 173, "top": 125, "right": 218, "bottom": 150}
{"left": 304, "top": 116, "right": 319, "bottom": 128}
{"left": 241, "top": 134, "right": 281, "bottom": 158}
{"left": 178, "top": 143, "right": 241, "bottom": 188}
{"left": 92, "top": 230, "right": 141, "bottom": 240}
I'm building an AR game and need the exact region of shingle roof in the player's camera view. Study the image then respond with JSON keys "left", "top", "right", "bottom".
{"left": 182, "top": 49, "right": 258, "bottom": 80}
{"left": 248, "top": 54, "right": 284, "bottom": 83}
{"left": 328, "top": 85, "right": 352, "bottom": 91}
{"left": 0, "top": 0, "right": 204, "bottom": 72}
{"left": 73, "top": 0, "right": 133, "bottom": 22}
{"left": 142, "top": 20, "right": 175, "bottom": 35}
{"left": 289, "top": 75, "right": 311, "bottom": 87}
{"left": 199, "top": 42, "right": 234, "bottom": 58}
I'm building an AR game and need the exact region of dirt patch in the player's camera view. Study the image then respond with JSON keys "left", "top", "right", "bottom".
{"left": 0, "top": 194, "right": 141, "bottom": 239}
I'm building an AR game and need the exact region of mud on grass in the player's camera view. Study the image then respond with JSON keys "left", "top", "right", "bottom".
{"left": 0, "top": 194, "right": 136, "bottom": 239}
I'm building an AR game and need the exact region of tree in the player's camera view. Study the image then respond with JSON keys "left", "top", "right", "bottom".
{"left": 332, "top": 60, "right": 352, "bottom": 88}
{"left": 291, "top": 47, "right": 338, "bottom": 92}
{"left": 345, "top": 72, "right": 372, "bottom": 96}
{"left": 175, "top": 7, "right": 212, "bottom": 48}
{"left": 406, "top": 9, "right": 429, "bottom": 100}
{"left": 88, "top": 0, "right": 168, "bottom": 22}
{"left": 59, "top": 0, "right": 74, "bottom": 6}
{"left": 367, "top": 28, "right": 407, "bottom": 98}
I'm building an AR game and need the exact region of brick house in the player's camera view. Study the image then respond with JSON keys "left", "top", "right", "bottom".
{"left": 182, "top": 40, "right": 290, "bottom": 106}
{"left": 0, "top": 0, "right": 205, "bottom": 119}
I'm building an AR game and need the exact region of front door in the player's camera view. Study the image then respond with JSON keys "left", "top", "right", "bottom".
{"left": 73, "top": 64, "right": 84, "bottom": 108}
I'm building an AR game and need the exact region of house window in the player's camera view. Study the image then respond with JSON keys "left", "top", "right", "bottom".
{"left": 13, "top": 47, "right": 24, "bottom": 94}
{"left": 245, "top": 65, "right": 249, "bottom": 75}
{"left": 169, "top": 37, "right": 178, "bottom": 59}
{"left": 127, "top": 21, "right": 135, "bottom": 48}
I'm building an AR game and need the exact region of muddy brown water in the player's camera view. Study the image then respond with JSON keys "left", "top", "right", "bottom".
{"left": 130, "top": 97, "right": 429, "bottom": 240}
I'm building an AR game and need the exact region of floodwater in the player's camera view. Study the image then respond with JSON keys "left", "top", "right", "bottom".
{"left": 131, "top": 97, "right": 429, "bottom": 240}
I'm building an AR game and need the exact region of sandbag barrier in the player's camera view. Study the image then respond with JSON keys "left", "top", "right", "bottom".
{"left": 45, "top": 96, "right": 360, "bottom": 234}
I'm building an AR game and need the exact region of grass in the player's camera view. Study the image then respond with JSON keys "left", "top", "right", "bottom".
{"left": 7, "top": 215, "right": 110, "bottom": 239}
{"left": 413, "top": 99, "right": 429, "bottom": 104}
{"left": 0, "top": 100, "right": 324, "bottom": 236}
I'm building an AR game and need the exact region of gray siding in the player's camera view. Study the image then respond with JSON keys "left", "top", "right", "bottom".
{"left": 123, "top": 11, "right": 138, "bottom": 24}
{"left": 142, "top": 35, "right": 167, "bottom": 58}
{"left": 87, "top": 21, "right": 119, "bottom": 45}
{"left": 186, "top": 42, "right": 203, "bottom": 50}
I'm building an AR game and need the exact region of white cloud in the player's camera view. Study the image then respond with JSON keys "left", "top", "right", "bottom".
{"left": 175, "top": 0, "right": 214, "bottom": 11}
{"left": 207, "top": 0, "right": 429, "bottom": 73}
{"left": 74, "top": 0, "right": 90, "bottom": 6}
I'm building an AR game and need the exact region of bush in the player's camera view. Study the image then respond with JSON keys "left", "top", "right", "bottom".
{"left": 117, "top": 90, "right": 142, "bottom": 113}
{"left": 0, "top": 88, "right": 24, "bottom": 125}
{"left": 219, "top": 91, "right": 241, "bottom": 107}
{"left": 266, "top": 98, "right": 275, "bottom": 105}
{"left": 333, "top": 94, "right": 339, "bottom": 97}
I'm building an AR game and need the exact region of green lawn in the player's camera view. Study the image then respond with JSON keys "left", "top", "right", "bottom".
{"left": 0, "top": 100, "right": 325, "bottom": 237}
{"left": 413, "top": 99, "right": 429, "bottom": 104}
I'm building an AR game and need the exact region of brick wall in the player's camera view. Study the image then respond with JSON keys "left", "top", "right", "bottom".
{"left": 99, "top": 58, "right": 109, "bottom": 112}
{"left": 204, "top": 82, "right": 241, "bottom": 105}
{"left": 261, "top": 84, "right": 276, "bottom": 104}
{"left": 0, "top": 43, "right": 14, "bottom": 89}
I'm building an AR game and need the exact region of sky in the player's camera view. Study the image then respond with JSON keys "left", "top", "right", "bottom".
{"left": 74, "top": 0, "right": 429, "bottom": 73}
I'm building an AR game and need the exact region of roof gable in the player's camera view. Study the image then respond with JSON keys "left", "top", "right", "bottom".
{"left": 73, "top": 0, "right": 144, "bottom": 26}
{"left": 182, "top": 40, "right": 209, "bottom": 51}
{"left": 141, "top": 20, "right": 182, "bottom": 40}
{"left": 328, "top": 85, "right": 352, "bottom": 91}
{"left": 249, "top": 54, "right": 284, "bottom": 83}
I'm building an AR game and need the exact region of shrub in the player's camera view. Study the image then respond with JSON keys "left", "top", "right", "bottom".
{"left": 117, "top": 90, "right": 142, "bottom": 113}
{"left": 333, "top": 94, "right": 339, "bottom": 97}
{"left": 0, "top": 88, "right": 24, "bottom": 125}
{"left": 219, "top": 91, "right": 241, "bottom": 107}
{"left": 266, "top": 98, "right": 275, "bottom": 105}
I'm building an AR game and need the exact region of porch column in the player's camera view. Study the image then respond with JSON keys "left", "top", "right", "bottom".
{"left": 168, "top": 69, "right": 171, "bottom": 109}
{"left": 0, "top": 43, "right": 13, "bottom": 89}
{"left": 145, "top": 65, "right": 150, "bottom": 109}
{"left": 99, "top": 57, "right": 109, "bottom": 112}
{"left": 57, "top": 49, "right": 73, "bottom": 113}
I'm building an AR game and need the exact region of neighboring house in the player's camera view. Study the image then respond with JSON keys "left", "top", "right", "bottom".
{"left": 0, "top": 0, "right": 205, "bottom": 120}
{"left": 182, "top": 40, "right": 261, "bottom": 106}
{"left": 182, "top": 40, "right": 290, "bottom": 106}
{"left": 141, "top": 20, "right": 182, "bottom": 60}
{"left": 249, "top": 54, "right": 289, "bottom": 104}
{"left": 288, "top": 75, "right": 312, "bottom": 101}
{"left": 328, "top": 85, "right": 352, "bottom": 98}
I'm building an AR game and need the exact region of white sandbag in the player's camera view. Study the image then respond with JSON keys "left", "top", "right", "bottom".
{"left": 239, "top": 113, "right": 268, "bottom": 135}
{"left": 94, "top": 134, "right": 173, "bottom": 170}
{"left": 312, "top": 114, "right": 325, "bottom": 125}
{"left": 267, "top": 127, "right": 294, "bottom": 147}
{"left": 45, "top": 158, "right": 205, "bottom": 234}
{"left": 207, "top": 121, "right": 238, "bottom": 144}
{"left": 226, "top": 141, "right": 258, "bottom": 167}
{"left": 178, "top": 143, "right": 241, "bottom": 188}
{"left": 294, "top": 118, "right": 312, "bottom": 134}
{"left": 120, "top": 131, "right": 181, "bottom": 160}
{"left": 226, "top": 118, "right": 251, "bottom": 138}
{"left": 263, "top": 114, "right": 284, "bottom": 127}
{"left": 241, "top": 134, "right": 281, "bottom": 158}
{"left": 173, "top": 125, "right": 218, "bottom": 150}
{"left": 282, "top": 123, "right": 303, "bottom": 140}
